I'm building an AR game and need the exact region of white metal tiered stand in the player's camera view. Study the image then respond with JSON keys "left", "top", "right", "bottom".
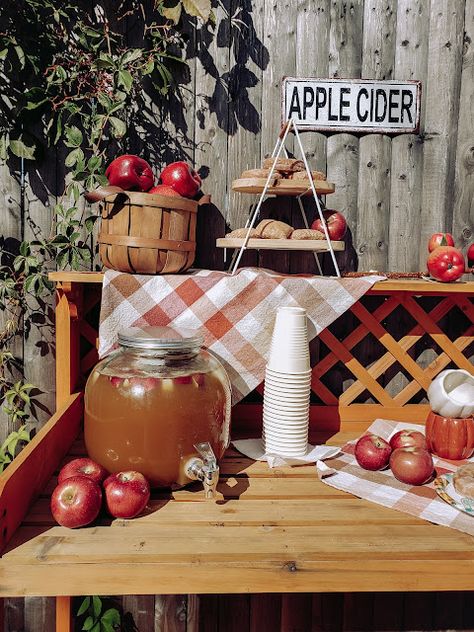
{"left": 221, "top": 118, "right": 342, "bottom": 277}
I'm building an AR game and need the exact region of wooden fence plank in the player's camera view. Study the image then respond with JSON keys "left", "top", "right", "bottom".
{"left": 194, "top": 5, "right": 230, "bottom": 272}
{"left": 291, "top": 0, "right": 330, "bottom": 275}
{"left": 154, "top": 595, "right": 187, "bottom": 632}
{"left": 453, "top": 0, "right": 474, "bottom": 262}
{"left": 327, "top": 0, "right": 363, "bottom": 275}
{"left": 23, "top": 150, "right": 56, "bottom": 429}
{"left": 281, "top": 593, "right": 312, "bottom": 632}
{"left": 250, "top": 594, "right": 281, "bottom": 632}
{"left": 389, "top": 0, "right": 430, "bottom": 273}
{"left": 356, "top": 1, "right": 397, "bottom": 272}
{"left": 122, "top": 594, "right": 155, "bottom": 631}
{"left": 419, "top": 0, "right": 465, "bottom": 269}
{"left": 258, "top": 0, "right": 296, "bottom": 274}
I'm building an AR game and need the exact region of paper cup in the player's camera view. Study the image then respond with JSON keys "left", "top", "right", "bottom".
{"left": 266, "top": 368, "right": 312, "bottom": 379}
{"left": 267, "top": 307, "right": 310, "bottom": 373}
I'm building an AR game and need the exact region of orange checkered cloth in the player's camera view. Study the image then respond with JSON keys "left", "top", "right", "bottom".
{"left": 323, "top": 419, "right": 474, "bottom": 536}
{"left": 99, "top": 268, "right": 383, "bottom": 404}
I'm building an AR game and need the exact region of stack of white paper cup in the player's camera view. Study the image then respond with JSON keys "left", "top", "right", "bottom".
{"left": 263, "top": 307, "right": 311, "bottom": 457}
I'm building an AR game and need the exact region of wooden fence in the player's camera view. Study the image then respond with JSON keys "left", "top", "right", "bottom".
{"left": 1, "top": 0, "right": 474, "bottom": 630}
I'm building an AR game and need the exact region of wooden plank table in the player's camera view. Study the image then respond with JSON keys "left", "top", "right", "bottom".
{"left": 0, "top": 273, "right": 472, "bottom": 631}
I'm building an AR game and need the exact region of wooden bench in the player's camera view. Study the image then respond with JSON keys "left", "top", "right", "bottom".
{"left": 0, "top": 273, "right": 472, "bottom": 631}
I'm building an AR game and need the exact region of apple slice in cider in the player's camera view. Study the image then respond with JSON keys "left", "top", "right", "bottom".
{"left": 129, "top": 377, "right": 159, "bottom": 392}
{"left": 109, "top": 376, "right": 125, "bottom": 388}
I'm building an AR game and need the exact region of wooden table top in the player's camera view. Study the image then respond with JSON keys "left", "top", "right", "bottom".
{"left": 2, "top": 430, "right": 474, "bottom": 597}
{"left": 48, "top": 271, "right": 474, "bottom": 294}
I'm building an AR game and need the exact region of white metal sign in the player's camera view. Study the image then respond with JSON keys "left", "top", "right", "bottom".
{"left": 282, "top": 78, "right": 421, "bottom": 134}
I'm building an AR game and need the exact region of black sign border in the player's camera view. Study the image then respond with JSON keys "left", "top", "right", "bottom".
{"left": 281, "top": 77, "right": 421, "bottom": 135}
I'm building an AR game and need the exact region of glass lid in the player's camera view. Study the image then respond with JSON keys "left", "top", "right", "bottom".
{"left": 118, "top": 326, "right": 204, "bottom": 351}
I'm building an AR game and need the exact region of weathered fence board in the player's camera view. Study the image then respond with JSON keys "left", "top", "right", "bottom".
{"left": 419, "top": 0, "right": 465, "bottom": 268}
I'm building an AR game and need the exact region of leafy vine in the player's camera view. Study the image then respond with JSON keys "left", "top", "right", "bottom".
{"left": 0, "top": 0, "right": 212, "bottom": 464}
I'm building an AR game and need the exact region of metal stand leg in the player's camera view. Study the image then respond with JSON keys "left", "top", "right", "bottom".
{"left": 292, "top": 123, "right": 341, "bottom": 277}
{"left": 229, "top": 121, "right": 293, "bottom": 275}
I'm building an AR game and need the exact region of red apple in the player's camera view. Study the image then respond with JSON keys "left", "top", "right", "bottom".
{"left": 311, "top": 210, "right": 347, "bottom": 241}
{"left": 389, "top": 429, "right": 427, "bottom": 451}
{"left": 58, "top": 457, "right": 108, "bottom": 486}
{"left": 389, "top": 447, "right": 434, "bottom": 486}
{"left": 427, "top": 246, "right": 465, "bottom": 282}
{"left": 148, "top": 184, "right": 182, "bottom": 197}
{"left": 50, "top": 476, "right": 102, "bottom": 528}
{"left": 468, "top": 243, "right": 474, "bottom": 269}
{"left": 354, "top": 434, "right": 392, "bottom": 471}
{"left": 105, "top": 155, "right": 154, "bottom": 191}
{"left": 103, "top": 471, "right": 150, "bottom": 519}
{"left": 428, "top": 232, "right": 455, "bottom": 252}
{"left": 160, "top": 161, "right": 201, "bottom": 198}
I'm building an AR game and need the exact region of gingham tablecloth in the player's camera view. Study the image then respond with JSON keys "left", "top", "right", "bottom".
{"left": 99, "top": 268, "right": 383, "bottom": 403}
{"left": 323, "top": 419, "right": 474, "bottom": 537}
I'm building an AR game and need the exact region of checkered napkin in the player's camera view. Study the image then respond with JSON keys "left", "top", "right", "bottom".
{"left": 323, "top": 419, "right": 474, "bottom": 537}
{"left": 99, "top": 268, "right": 383, "bottom": 404}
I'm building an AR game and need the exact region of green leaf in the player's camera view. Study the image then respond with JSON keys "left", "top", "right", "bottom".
{"left": 65, "top": 125, "right": 83, "bottom": 148}
{"left": 87, "top": 156, "right": 102, "bottom": 172}
{"left": 162, "top": 2, "right": 183, "bottom": 23}
{"left": 117, "top": 69, "right": 133, "bottom": 93}
{"left": 142, "top": 59, "right": 154, "bottom": 75}
{"left": 92, "top": 595, "right": 102, "bottom": 618}
{"left": 10, "top": 139, "right": 35, "bottom": 160}
{"left": 82, "top": 615, "right": 95, "bottom": 631}
{"left": 121, "top": 49, "right": 142, "bottom": 65}
{"left": 14, "top": 45, "right": 25, "bottom": 69}
{"left": 182, "top": 0, "right": 211, "bottom": 21}
{"left": 85, "top": 216, "right": 99, "bottom": 233}
{"left": 101, "top": 609, "right": 121, "bottom": 625}
{"left": 110, "top": 117, "right": 126, "bottom": 139}
{"left": 65, "top": 148, "right": 84, "bottom": 168}
{"left": 56, "top": 249, "right": 69, "bottom": 270}
{"left": 90, "top": 624, "right": 100, "bottom": 632}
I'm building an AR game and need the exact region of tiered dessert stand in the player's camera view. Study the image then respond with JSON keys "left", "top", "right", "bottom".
{"left": 216, "top": 118, "right": 344, "bottom": 276}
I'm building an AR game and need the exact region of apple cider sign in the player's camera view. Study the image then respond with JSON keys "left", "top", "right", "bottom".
{"left": 282, "top": 78, "right": 421, "bottom": 134}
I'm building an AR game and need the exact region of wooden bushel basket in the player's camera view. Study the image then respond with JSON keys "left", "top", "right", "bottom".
{"left": 98, "top": 191, "right": 198, "bottom": 274}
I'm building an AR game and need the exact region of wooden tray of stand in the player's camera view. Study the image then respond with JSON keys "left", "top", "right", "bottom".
{"left": 232, "top": 178, "right": 335, "bottom": 196}
{"left": 216, "top": 238, "right": 345, "bottom": 252}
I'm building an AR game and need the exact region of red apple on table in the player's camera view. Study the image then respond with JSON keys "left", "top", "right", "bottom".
{"left": 105, "top": 155, "right": 154, "bottom": 191}
{"left": 428, "top": 232, "right": 455, "bottom": 252}
{"left": 354, "top": 434, "right": 392, "bottom": 471}
{"left": 104, "top": 471, "right": 150, "bottom": 519}
{"left": 148, "top": 184, "right": 182, "bottom": 197}
{"left": 389, "top": 447, "right": 434, "bottom": 486}
{"left": 50, "top": 476, "right": 102, "bottom": 528}
{"left": 160, "top": 161, "right": 201, "bottom": 198}
{"left": 389, "top": 430, "right": 427, "bottom": 451}
{"left": 58, "top": 457, "right": 108, "bottom": 486}
{"left": 427, "top": 246, "right": 465, "bottom": 282}
{"left": 311, "top": 210, "right": 347, "bottom": 241}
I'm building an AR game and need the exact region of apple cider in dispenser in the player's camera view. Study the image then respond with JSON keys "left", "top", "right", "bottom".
{"left": 84, "top": 327, "right": 231, "bottom": 490}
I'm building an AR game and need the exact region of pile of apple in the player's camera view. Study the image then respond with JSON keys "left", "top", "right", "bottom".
{"left": 50, "top": 458, "right": 150, "bottom": 529}
{"left": 355, "top": 430, "right": 434, "bottom": 486}
{"left": 105, "top": 155, "right": 202, "bottom": 199}
{"left": 426, "top": 233, "right": 474, "bottom": 283}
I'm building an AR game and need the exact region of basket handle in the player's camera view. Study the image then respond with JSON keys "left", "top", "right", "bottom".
{"left": 84, "top": 185, "right": 128, "bottom": 204}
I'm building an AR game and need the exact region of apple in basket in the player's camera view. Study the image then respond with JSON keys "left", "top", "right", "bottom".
{"left": 354, "top": 434, "right": 391, "bottom": 471}
{"left": 58, "top": 457, "right": 108, "bottom": 486}
{"left": 160, "top": 161, "right": 201, "bottom": 198}
{"left": 428, "top": 232, "right": 455, "bottom": 252}
{"left": 103, "top": 471, "right": 150, "bottom": 519}
{"left": 51, "top": 476, "right": 102, "bottom": 528}
{"left": 148, "top": 184, "right": 182, "bottom": 197}
{"left": 105, "top": 155, "right": 154, "bottom": 191}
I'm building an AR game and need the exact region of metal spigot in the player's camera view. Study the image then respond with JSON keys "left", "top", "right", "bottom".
{"left": 185, "top": 442, "right": 219, "bottom": 500}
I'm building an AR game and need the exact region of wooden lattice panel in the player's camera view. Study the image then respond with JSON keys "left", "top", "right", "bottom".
{"left": 309, "top": 290, "right": 474, "bottom": 433}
